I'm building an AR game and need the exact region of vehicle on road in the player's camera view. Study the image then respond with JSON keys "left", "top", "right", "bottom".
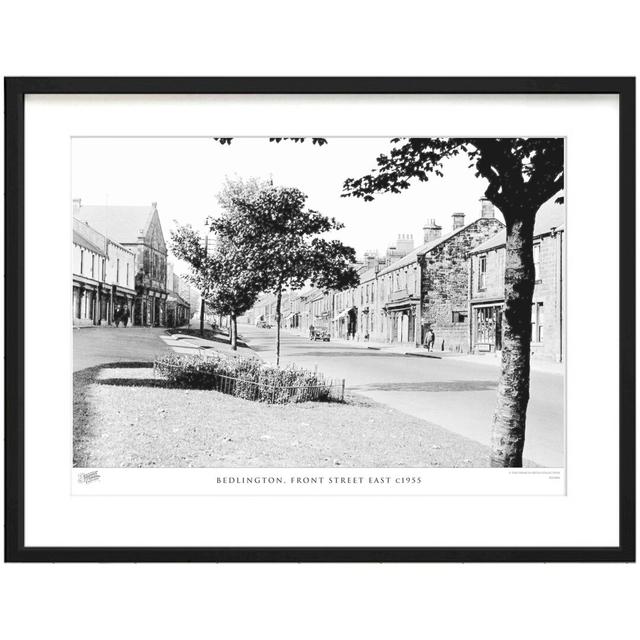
{"left": 256, "top": 320, "right": 272, "bottom": 329}
{"left": 310, "top": 328, "right": 330, "bottom": 342}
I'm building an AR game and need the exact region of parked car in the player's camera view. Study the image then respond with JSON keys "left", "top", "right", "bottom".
{"left": 311, "top": 328, "right": 330, "bottom": 342}
{"left": 256, "top": 320, "right": 272, "bottom": 329}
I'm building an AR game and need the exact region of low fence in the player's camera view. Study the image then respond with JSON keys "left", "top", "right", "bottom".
{"left": 153, "top": 359, "right": 345, "bottom": 404}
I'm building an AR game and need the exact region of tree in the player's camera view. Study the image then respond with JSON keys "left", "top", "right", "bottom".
{"left": 169, "top": 224, "right": 212, "bottom": 337}
{"left": 169, "top": 224, "right": 261, "bottom": 348}
{"left": 343, "top": 138, "right": 564, "bottom": 467}
{"left": 211, "top": 179, "right": 360, "bottom": 365}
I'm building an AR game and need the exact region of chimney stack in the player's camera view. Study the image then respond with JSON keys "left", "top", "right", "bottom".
{"left": 452, "top": 212, "right": 465, "bottom": 230}
{"left": 152, "top": 201, "right": 158, "bottom": 209}
{"left": 395, "top": 233, "right": 415, "bottom": 255}
{"left": 423, "top": 219, "right": 442, "bottom": 243}
{"left": 480, "top": 197, "right": 495, "bottom": 218}
{"left": 73, "top": 198, "right": 82, "bottom": 209}
{"left": 363, "top": 250, "right": 379, "bottom": 270}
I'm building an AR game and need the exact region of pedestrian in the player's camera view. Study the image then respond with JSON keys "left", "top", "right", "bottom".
{"left": 114, "top": 305, "right": 121, "bottom": 328}
{"left": 122, "top": 306, "right": 130, "bottom": 328}
{"left": 424, "top": 327, "right": 435, "bottom": 351}
{"left": 309, "top": 324, "right": 315, "bottom": 340}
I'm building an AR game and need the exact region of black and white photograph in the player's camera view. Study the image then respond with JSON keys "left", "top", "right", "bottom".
{"left": 72, "top": 136, "right": 565, "bottom": 472}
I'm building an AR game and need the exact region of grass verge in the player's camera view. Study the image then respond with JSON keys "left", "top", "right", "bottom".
{"left": 74, "top": 363, "right": 495, "bottom": 468}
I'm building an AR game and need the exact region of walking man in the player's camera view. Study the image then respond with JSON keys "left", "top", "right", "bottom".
{"left": 424, "top": 327, "right": 435, "bottom": 351}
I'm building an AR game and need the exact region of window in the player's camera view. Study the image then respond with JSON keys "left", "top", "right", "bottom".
{"left": 452, "top": 311, "right": 468, "bottom": 323}
{"left": 478, "top": 255, "right": 487, "bottom": 290}
{"left": 80, "top": 249, "right": 84, "bottom": 274}
{"left": 531, "top": 302, "right": 544, "bottom": 342}
{"left": 102, "top": 258, "right": 106, "bottom": 281}
{"left": 533, "top": 243, "right": 541, "bottom": 282}
{"left": 91, "top": 254, "right": 95, "bottom": 278}
{"left": 116, "top": 258, "right": 120, "bottom": 284}
{"left": 126, "top": 262, "right": 130, "bottom": 286}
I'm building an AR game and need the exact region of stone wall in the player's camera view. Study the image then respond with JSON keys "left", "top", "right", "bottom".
{"left": 421, "top": 217, "right": 504, "bottom": 352}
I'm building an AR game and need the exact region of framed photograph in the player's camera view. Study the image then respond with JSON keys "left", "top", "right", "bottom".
{"left": 4, "top": 77, "right": 635, "bottom": 562}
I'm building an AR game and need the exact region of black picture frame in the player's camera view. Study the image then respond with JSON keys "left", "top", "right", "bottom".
{"left": 4, "top": 76, "right": 636, "bottom": 563}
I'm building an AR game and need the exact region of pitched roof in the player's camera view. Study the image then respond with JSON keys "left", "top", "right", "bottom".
{"left": 470, "top": 200, "right": 565, "bottom": 254}
{"left": 378, "top": 216, "right": 497, "bottom": 276}
{"left": 73, "top": 204, "right": 156, "bottom": 244}
{"left": 73, "top": 228, "right": 106, "bottom": 257}
{"left": 357, "top": 266, "right": 379, "bottom": 283}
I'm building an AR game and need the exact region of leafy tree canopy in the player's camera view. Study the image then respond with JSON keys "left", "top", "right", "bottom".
{"left": 169, "top": 224, "right": 260, "bottom": 318}
{"left": 341, "top": 137, "right": 564, "bottom": 216}
{"left": 210, "top": 179, "right": 360, "bottom": 294}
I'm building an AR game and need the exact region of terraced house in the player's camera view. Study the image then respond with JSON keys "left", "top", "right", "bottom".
{"left": 469, "top": 200, "right": 565, "bottom": 361}
{"left": 72, "top": 217, "right": 136, "bottom": 327}
{"left": 332, "top": 199, "right": 504, "bottom": 351}
{"left": 74, "top": 200, "right": 168, "bottom": 326}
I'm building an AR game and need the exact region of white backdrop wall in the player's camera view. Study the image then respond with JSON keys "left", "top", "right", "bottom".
{"left": 1, "top": 2, "right": 638, "bottom": 640}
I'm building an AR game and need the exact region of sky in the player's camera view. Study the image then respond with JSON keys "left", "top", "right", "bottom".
{"left": 72, "top": 137, "right": 502, "bottom": 275}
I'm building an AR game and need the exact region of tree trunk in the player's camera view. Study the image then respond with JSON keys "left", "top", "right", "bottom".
{"left": 232, "top": 314, "right": 238, "bottom": 351}
{"left": 490, "top": 212, "right": 536, "bottom": 467}
{"left": 229, "top": 314, "right": 237, "bottom": 350}
{"left": 199, "top": 296, "right": 205, "bottom": 337}
{"left": 275, "top": 286, "right": 282, "bottom": 366}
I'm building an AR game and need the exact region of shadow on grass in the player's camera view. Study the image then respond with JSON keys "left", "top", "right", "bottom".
{"left": 96, "top": 377, "right": 196, "bottom": 390}
{"left": 167, "top": 328, "right": 249, "bottom": 349}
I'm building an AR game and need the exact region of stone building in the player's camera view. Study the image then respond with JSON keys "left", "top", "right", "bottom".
{"left": 331, "top": 237, "right": 413, "bottom": 341}
{"left": 73, "top": 200, "right": 168, "bottom": 326}
{"left": 468, "top": 200, "right": 565, "bottom": 361}
{"left": 330, "top": 200, "right": 503, "bottom": 349}
{"left": 72, "top": 217, "right": 136, "bottom": 326}
{"left": 417, "top": 203, "right": 504, "bottom": 351}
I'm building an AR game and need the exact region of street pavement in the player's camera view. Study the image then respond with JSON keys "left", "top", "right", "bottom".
{"left": 239, "top": 322, "right": 565, "bottom": 467}
{"left": 73, "top": 326, "right": 171, "bottom": 372}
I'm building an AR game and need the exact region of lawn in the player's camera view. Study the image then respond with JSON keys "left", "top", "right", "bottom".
{"left": 73, "top": 362, "right": 495, "bottom": 468}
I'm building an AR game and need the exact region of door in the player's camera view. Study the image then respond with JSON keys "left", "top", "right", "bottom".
{"left": 400, "top": 313, "right": 409, "bottom": 342}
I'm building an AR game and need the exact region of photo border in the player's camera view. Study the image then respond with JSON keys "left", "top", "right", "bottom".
{"left": 4, "top": 76, "right": 635, "bottom": 562}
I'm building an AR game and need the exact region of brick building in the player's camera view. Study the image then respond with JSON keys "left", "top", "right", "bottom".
{"left": 72, "top": 217, "right": 136, "bottom": 327}
{"left": 74, "top": 200, "right": 168, "bottom": 326}
{"left": 468, "top": 200, "right": 565, "bottom": 361}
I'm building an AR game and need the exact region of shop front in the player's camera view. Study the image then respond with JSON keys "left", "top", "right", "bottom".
{"left": 472, "top": 303, "right": 503, "bottom": 352}
{"left": 383, "top": 300, "right": 418, "bottom": 344}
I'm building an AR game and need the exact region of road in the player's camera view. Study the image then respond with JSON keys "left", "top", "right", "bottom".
{"left": 240, "top": 322, "right": 565, "bottom": 467}
{"left": 73, "top": 326, "right": 170, "bottom": 372}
